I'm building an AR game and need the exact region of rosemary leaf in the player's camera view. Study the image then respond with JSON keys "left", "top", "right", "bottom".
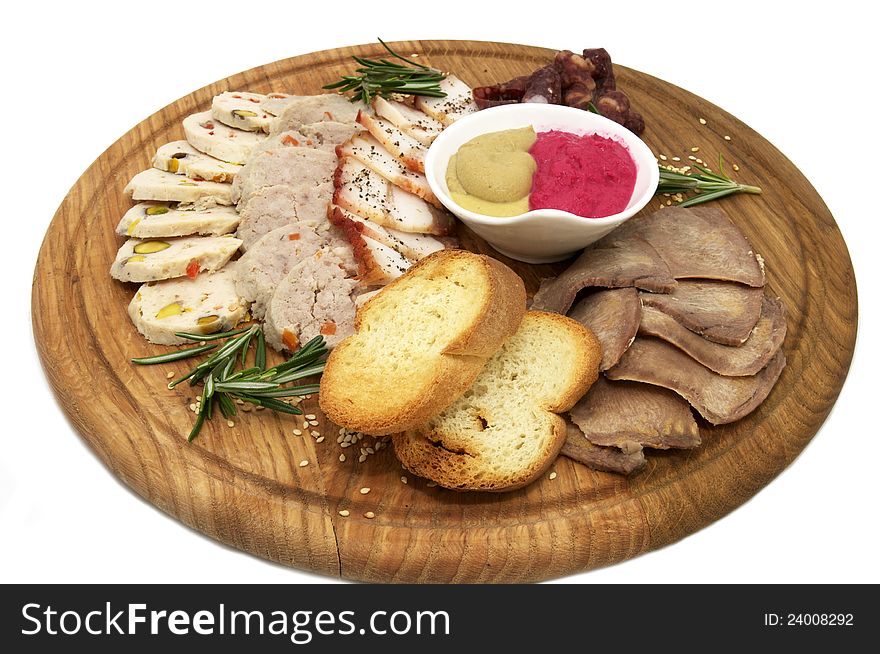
{"left": 217, "top": 393, "right": 237, "bottom": 420}
{"left": 269, "top": 364, "right": 327, "bottom": 385}
{"left": 255, "top": 329, "right": 266, "bottom": 371}
{"left": 215, "top": 381, "right": 280, "bottom": 393}
{"left": 131, "top": 343, "right": 215, "bottom": 365}
{"left": 241, "top": 384, "right": 321, "bottom": 398}
{"left": 246, "top": 396, "right": 304, "bottom": 415}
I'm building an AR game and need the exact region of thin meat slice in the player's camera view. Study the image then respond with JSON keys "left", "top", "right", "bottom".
{"left": 639, "top": 280, "right": 764, "bottom": 346}
{"left": 530, "top": 235, "right": 675, "bottom": 314}
{"left": 614, "top": 205, "right": 765, "bottom": 287}
{"left": 560, "top": 420, "right": 646, "bottom": 475}
{"left": 333, "top": 158, "right": 454, "bottom": 235}
{"left": 567, "top": 288, "right": 640, "bottom": 370}
{"left": 356, "top": 110, "right": 426, "bottom": 173}
{"left": 569, "top": 377, "right": 701, "bottom": 450}
{"left": 606, "top": 337, "right": 787, "bottom": 425}
{"left": 337, "top": 133, "right": 441, "bottom": 206}
{"left": 328, "top": 206, "right": 449, "bottom": 261}
{"left": 414, "top": 74, "right": 477, "bottom": 126}
{"left": 640, "top": 296, "right": 787, "bottom": 376}
{"left": 372, "top": 97, "right": 444, "bottom": 146}
{"left": 327, "top": 206, "right": 413, "bottom": 286}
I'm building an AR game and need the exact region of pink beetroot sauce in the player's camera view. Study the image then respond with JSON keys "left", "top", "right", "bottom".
{"left": 528, "top": 130, "right": 637, "bottom": 218}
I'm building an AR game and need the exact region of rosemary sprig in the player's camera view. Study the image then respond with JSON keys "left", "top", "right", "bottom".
{"left": 657, "top": 157, "right": 762, "bottom": 207}
{"left": 133, "top": 326, "right": 327, "bottom": 442}
{"left": 323, "top": 37, "right": 447, "bottom": 104}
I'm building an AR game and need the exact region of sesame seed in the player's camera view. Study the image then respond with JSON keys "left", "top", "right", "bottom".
{"left": 299, "top": 460, "right": 309, "bottom": 467}
{"left": 310, "top": 430, "right": 320, "bottom": 437}
{"left": 699, "top": 117, "right": 707, "bottom": 125}
{"left": 305, "top": 414, "right": 316, "bottom": 420}
{"left": 340, "top": 442, "right": 351, "bottom": 448}
{"left": 733, "top": 164, "right": 740, "bottom": 171}
{"left": 364, "top": 511, "right": 375, "bottom": 519}
{"left": 316, "top": 436, "right": 325, "bottom": 443}
{"left": 549, "top": 471, "right": 558, "bottom": 480}
{"left": 339, "top": 510, "right": 350, "bottom": 517}
{"left": 360, "top": 487, "right": 371, "bottom": 495}
{"left": 293, "top": 429, "right": 302, "bottom": 436}
{"left": 309, "top": 420, "right": 319, "bottom": 426}
{"left": 695, "top": 158, "right": 704, "bottom": 165}
{"left": 691, "top": 146, "right": 700, "bottom": 152}
{"left": 227, "top": 420, "right": 235, "bottom": 428}
{"left": 666, "top": 199, "right": 672, "bottom": 205}
{"left": 189, "top": 403, "right": 197, "bottom": 412}
{"left": 302, "top": 422, "right": 309, "bottom": 430}
{"left": 358, "top": 454, "right": 367, "bottom": 463}
{"left": 339, "top": 454, "right": 346, "bottom": 462}
{"left": 688, "top": 155, "right": 697, "bottom": 161}
{"left": 255, "top": 405, "right": 264, "bottom": 411}
{"left": 401, "top": 476, "right": 408, "bottom": 484}
{"left": 724, "top": 135, "right": 731, "bottom": 141}
{"left": 166, "top": 371, "right": 175, "bottom": 379}
{"left": 672, "top": 156, "right": 681, "bottom": 162}
{"left": 659, "top": 154, "right": 667, "bottom": 161}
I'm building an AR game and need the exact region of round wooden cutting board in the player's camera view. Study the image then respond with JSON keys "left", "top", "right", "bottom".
{"left": 32, "top": 40, "right": 857, "bottom": 583}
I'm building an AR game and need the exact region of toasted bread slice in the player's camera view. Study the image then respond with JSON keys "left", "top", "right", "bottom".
{"left": 393, "top": 311, "right": 601, "bottom": 492}
{"left": 319, "top": 250, "right": 526, "bottom": 435}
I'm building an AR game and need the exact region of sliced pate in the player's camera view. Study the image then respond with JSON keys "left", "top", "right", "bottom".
{"left": 128, "top": 266, "right": 247, "bottom": 345}
{"left": 110, "top": 234, "right": 242, "bottom": 283}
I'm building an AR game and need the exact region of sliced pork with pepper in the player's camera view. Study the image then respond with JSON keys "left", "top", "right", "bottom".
{"left": 329, "top": 206, "right": 449, "bottom": 262}
{"left": 333, "top": 157, "right": 454, "bottom": 235}
{"left": 372, "top": 97, "right": 445, "bottom": 146}
{"left": 356, "top": 110, "right": 427, "bottom": 173}
{"left": 414, "top": 74, "right": 477, "bottom": 126}
{"left": 336, "top": 133, "right": 440, "bottom": 206}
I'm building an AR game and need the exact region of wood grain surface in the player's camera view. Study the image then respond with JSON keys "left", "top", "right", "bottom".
{"left": 31, "top": 40, "right": 857, "bottom": 583}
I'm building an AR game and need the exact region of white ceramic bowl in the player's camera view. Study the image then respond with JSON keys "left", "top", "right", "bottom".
{"left": 425, "top": 103, "right": 659, "bottom": 263}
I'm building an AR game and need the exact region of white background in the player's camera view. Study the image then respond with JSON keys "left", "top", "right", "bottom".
{"left": 2, "top": 1, "right": 877, "bottom": 584}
